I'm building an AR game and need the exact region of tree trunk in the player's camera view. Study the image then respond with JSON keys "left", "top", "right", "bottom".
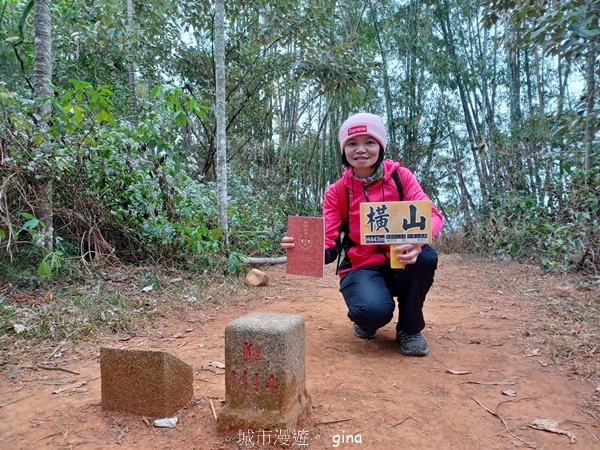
{"left": 533, "top": 48, "right": 548, "bottom": 202}
{"left": 504, "top": 18, "right": 526, "bottom": 192}
{"left": 32, "top": 0, "right": 53, "bottom": 251}
{"left": 584, "top": 38, "right": 596, "bottom": 174}
{"left": 505, "top": 20, "right": 521, "bottom": 127}
{"left": 369, "top": 0, "right": 396, "bottom": 148}
{"left": 242, "top": 256, "right": 287, "bottom": 265}
{"left": 127, "top": 0, "right": 137, "bottom": 122}
{"left": 398, "top": 0, "right": 421, "bottom": 167}
{"left": 214, "top": 0, "right": 228, "bottom": 246}
{"left": 524, "top": 50, "right": 533, "bottom": 115}
{"left": 555, "top": 55, "right": 571, "bottom": 210}
{"left": 438, "top": 0, "right": 488, "bottom": 204}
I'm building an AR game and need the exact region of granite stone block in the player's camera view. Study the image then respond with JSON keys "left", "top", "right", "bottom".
{"left": 218, "top": 312, "right": 311, "bottom": 431}
{"left": 100, "top": 347, "right": 193, "bottom": 417}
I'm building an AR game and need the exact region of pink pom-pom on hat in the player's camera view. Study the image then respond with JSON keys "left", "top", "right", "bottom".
{"left": 338, "top": 113, "right": 387, "bottom": 153}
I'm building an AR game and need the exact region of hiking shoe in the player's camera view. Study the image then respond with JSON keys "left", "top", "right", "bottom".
{"left": 397, "top": 331, "right": 429, "bottom": 356}
{"left": 353, "top": 323, "right": 377, "bottom": 339}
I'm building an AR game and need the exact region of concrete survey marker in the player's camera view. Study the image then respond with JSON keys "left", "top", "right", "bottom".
{"left": 100, "top": 347, "right": 193, "bottom": 417}
{"left": 217, "top": 312, "right": 311, "bottom": 431}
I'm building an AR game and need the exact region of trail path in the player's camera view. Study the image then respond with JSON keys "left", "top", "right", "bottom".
{"left": 1, "top": 254, "right": 599, "bottom": 449}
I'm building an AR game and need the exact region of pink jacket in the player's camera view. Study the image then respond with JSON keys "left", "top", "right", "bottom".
{"left": 323, "top": 159, "right": 444, "bottom": 275}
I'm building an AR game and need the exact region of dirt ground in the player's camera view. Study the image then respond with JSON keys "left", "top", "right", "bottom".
{"left": 1, "top": 254, "right": 599, "bottom": 449}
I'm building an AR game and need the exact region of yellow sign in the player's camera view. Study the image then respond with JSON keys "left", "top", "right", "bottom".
{"left": 359, "top": 201, "right": 432, "bottom": 269}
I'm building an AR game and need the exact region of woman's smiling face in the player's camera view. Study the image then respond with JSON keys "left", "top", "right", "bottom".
{"left": 343, "top": 134, "right": 380, "bottom": 177}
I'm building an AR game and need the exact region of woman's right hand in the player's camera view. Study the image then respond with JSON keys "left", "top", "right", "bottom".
{"left": 280, "top": 236, "right": 295, "bottom": 249}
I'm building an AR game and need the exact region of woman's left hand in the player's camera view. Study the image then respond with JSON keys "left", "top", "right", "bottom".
{"left": 392, "top": 243, "right": 422, "bottom": 265}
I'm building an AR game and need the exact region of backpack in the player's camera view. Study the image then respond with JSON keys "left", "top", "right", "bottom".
{"left": 334, "top": 169, "right": 404, "bottom": 273}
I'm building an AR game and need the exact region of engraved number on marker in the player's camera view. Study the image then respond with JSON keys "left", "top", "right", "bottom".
{"left": 265, "top": 374, "right": 278, "bottom": 394}
{"left": 230, "top": 370, "right": 277, "bottom": 394}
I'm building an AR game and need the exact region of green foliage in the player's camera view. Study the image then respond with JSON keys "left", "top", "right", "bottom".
{"left": 477, "top": 173, "right": 599, "bottom": 271}
{"left": 227, "top": 251, "right": 243, "bottom": 276}
{"left": 482, "top": 0, "right": 600, "bottom": 58}
{"left": 38, "top": 237, "right": 66, "bottom": 278}
{"left": 485, "top": 194, "right": 578, "bottom": 269}
{"left": 17, "top": 0, "right": 32, "bottom": 40}
{"left": 1, "top": 0, "right": 598, "bottom": 282}
{"left": 0, "top": 301, "right": 14, "bottom": 335}
{"left": 292, "top": 46, "right": 373, "bottom": 92}
{"left": 2, "top": 70, "right": 307, "bottom": 278}
{"left": 65, "top": 122, "right": 225, "bottom": 264}
{"left": 1, "top": 79, "right": 225, "bottom": 277}
{"left": 53, "top": 80, "right": 115, "bottom": 129}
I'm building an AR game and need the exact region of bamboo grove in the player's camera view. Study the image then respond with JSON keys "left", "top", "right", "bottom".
{"left": 0, "top": 0, "right": 598, "bottom": 277}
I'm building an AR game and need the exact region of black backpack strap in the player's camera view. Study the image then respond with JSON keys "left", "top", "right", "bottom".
{"left": 335, "top": 184, "right": 351, "bottom": 275}
{"left": 391, "top": 169, "right": 404, "bottom": 201}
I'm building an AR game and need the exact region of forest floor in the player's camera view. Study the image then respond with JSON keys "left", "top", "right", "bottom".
{"left": 0, "top": 254, "right": 599, "bottom": 450}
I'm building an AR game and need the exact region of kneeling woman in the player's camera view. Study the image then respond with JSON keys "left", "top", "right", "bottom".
{"left": 282, "top": 113, "right": 444, "bottom": 356}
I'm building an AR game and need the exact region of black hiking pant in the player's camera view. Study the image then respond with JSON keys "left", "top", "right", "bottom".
{"left": 339, "top": 245, "right": 438, "bottom": 336}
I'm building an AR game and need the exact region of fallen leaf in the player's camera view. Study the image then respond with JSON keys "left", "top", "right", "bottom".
{"left": 528, "top": 418, "right": 576, "bottom": 444}
{"left": 13, "top": 294, "right": 36, "bottom": 303}
{"left": 208, "top": 361, "right": 225, "bottom": 369}
{"left": 446, "top": 369, "right": 472, "bottom": 375}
